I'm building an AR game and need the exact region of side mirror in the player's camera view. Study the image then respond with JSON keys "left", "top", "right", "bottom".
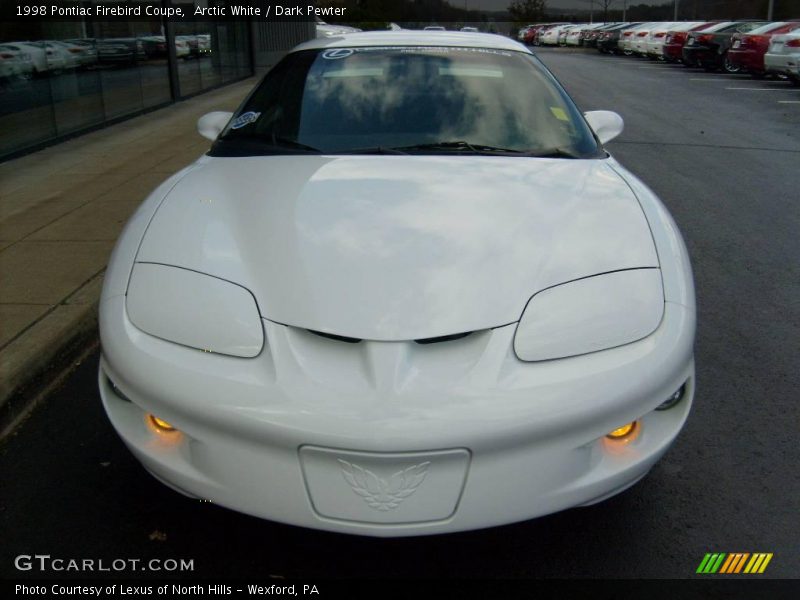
{"left": 583, "top": 110, "right": 624, "bottom": 145}
{"left": 197, "top": 111, "right": 233, "bottom": 141}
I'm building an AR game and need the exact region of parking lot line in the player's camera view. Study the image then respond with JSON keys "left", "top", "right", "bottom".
{"left": 777, "top": 100, "right": 800, "bottom": 104}
{"left": 725, "top": 87, "right": 798, "bottom": 91}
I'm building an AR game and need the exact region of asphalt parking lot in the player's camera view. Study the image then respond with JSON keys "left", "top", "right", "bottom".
{"left": 1, "top": 47, "right": 798, "bottom": 580}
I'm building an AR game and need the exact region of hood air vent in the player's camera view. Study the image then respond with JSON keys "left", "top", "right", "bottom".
{"left": 306, "top": 330, "right": 475, "bottom": 345}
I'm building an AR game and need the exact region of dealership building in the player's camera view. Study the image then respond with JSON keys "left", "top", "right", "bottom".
{"left": 0, "top": 1, "right": 315, "bottom": 160}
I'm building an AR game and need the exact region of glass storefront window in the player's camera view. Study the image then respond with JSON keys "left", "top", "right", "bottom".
{"left": 0, "top": 0, "right": 254, "bottom": 160}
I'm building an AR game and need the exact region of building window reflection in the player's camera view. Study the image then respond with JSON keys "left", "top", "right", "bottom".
{"left": 0, "top": 0, "right": 271, "bottom": 159}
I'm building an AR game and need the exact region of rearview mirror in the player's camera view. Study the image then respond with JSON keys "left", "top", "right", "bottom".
{"left": 197, "top": 111, "right": 233, "bottom": 141}
{"left": 583, "top": 110, "right": 624, "bottom": 145}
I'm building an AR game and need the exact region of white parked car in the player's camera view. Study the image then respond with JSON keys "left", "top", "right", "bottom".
{"left": 174, "top": 38, "right": 190, "bottom": 58}
{"left": 517, "top": 25, "right": 535, "bottom": 41}
{"left": 49, "top": 40, "right": 96, "bottom": 68}
{"left": 100, "top": 31, "right": 696, "bottom": 537}
{"left": 631, "top": 22, "right": 666, "bottom": 56}
{"left": 316, "top": 17, "right": 362, "bottom": 38}
{"left": 764, "top": 31, "right": 800, "bottom": 84}
{"left": 0, "top": 44, "right": 35, "bottom": 79}
{"left": 1, "top": 41, "right": 61, "bottom": 74}
{"left": 541, "top": 24, "right": 572, "bottom": 46}
{"left": 644, "top": 22, "right": 692, "bottom": 59}
{"left": 619, "top": 22, "right": 656, "bottom": 55}
{"left": 564, "top": 24, "right": 590, "bottom": 46}
{"left": 196, "top": 34, "right": 211, "bottom": 55}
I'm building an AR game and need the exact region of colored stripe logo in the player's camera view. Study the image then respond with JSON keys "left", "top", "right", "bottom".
{"left": 696, "top": 553, "right": 773, "bottom": 574}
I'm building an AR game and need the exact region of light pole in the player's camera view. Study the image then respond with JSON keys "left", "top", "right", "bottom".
{"left": 767, "top": 0, "right": 774, "bottom": 20}
{"left": 674, "top": 0, "right": 679, "bottom": 21}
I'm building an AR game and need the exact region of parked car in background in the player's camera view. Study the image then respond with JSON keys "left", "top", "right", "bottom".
{"left": 583, "top": 23, "right": 624, "bottom": 48}
{"left": 460, "top": 27, "right": 479, "bottom": 33}
{"left": 596, "top": 23, "right": 642, "bottom": 53}
{"left": 618, "top": 23, "right": 655, "bottom": 55}
{"left": 764, "top": 30, "right": 800, "bottom": 84}
{"left": 567, "top": 23, "right": 605, "bottom": 47}
{"left": 174, "top": 38, "right": 190, "bottom": 59}
{"left": 61, "top": 38, "right": 99, "bottom": 67}
{"left": 175, "top": 35, "right": 201, "bottom": 57}
{"left": 1, "top": 43, "right": 36, "bottom": 75}
{"left": 534, "top": 23, "right": 569, "bottom": 46}
{"left": 645, "top": 22, "right": 701, "bottom": 60}
{"left": 517, "top": 25, "right": 534, "bottom": 41}
{"left": 139, "top": 35, "right": 168, "bottom": 59}
{"left": 523, "top": 24, "right": 547, "bottom": 45}
{"left": 197, "top": 34, "right": 211, "bottom": 54}
{"left": 423, "top": 26, "right": 446, "bottom": 31}
{"left": 49, "top": 40, "right": 96, "bottom": 69}
{"left": 0, "top": 44, "right": 35, "bottom": 79}
{"left": 98, "top": 38, "right": 147, "bottom": 65}
{"left": 631, "top": 23, "right": 665, "bottom": 56}
{"left": 682, "top": 20, "right": 767, "bottom": 72}
{"left": 558, "top": 25, "right": 581, "bottom": 46}
{"left": 728, "top": 22, "right": 800, "bottom": 78}
{"left": 316, "top": 17, "right": 362, "bottom": 37}
{"left": 541, "top": 24, "right": 573, "bottom": 46}
{"left": 662, "top": 22, "right": 719, "bottom": 63}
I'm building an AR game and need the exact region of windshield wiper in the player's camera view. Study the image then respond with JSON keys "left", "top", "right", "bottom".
{"left": 524, "top": 147, "right": 581, "bottom": 159}
{"left": 393, "top": 141, "right": 525, "bottom": 155}
{"left": 334, "top": 146, "right": 409, "bottom": 155}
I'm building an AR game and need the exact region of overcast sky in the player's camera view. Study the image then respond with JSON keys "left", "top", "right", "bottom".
{"left": 463, "top": 0, "right": 670, "bottom": 10}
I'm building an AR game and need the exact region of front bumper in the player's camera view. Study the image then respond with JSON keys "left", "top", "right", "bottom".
{"left": 99, "top": 295, "right": 695, "bottom": 536}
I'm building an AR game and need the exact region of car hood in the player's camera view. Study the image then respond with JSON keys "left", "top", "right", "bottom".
{"left": 136, "top": 155, "right": 659, "bottom": 341}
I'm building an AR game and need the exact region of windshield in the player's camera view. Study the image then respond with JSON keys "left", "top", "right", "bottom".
{"left": 213, "top": 46, "right": 600, "bottom": 158}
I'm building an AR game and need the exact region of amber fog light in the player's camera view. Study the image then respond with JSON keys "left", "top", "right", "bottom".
{"left": 147, "top": 414, "right": 177, "bottom": 433}
{"left": 606, "top": 421, "right": 638, "bottom": 440}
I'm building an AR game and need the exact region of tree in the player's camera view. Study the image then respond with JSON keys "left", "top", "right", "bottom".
{"left": 508, "top": 0, "right": 547, "bottom": 23}
{"left": 579, "top": 0, "right": 615, "bottom": 23}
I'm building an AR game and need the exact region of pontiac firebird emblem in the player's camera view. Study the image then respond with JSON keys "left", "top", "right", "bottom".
{"left": 338, "top": 460, "right": 430, "bottom": 511}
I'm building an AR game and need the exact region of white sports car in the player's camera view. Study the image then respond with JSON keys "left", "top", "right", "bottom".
{"left": 99, "top": 31, "right": 696, "bottom": 537}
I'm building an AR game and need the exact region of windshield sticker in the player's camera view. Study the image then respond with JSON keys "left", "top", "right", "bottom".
{"left": 230, "top": 111, "right": 261, "bottom": 130}
{"left": 322, "top": 68, "right": 385, "bottom": 78}
{"left": 550, "top": 107, "right": 569, "bottom": 121}
{"left": 439, "top": 66, "right": 503, "bottom": 78}
{"left": 323, "top": 46, "right": 513, "bottom": 57}
{"left": 322, "top": 48, "right": 354, "bottom": 60}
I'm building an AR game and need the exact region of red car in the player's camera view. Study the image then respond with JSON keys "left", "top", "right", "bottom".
{"left": 663, "top": 22, "right": 719, "bottom": 63}
{"left": 524, "top": 25, "right": 546, "bottom": 45}
{"left": 728, "top": 21, "right": 800, "bottom": 77}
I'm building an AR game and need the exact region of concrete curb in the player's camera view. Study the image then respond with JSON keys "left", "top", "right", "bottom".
{"left": 0, "top": 272, "right": 104, "bottom": 440}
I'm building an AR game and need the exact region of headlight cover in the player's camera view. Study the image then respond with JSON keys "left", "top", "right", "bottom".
{"left": 126, "top": 263, "right": 264, "bottom": 358}
{"left": 514, "top": 269, "right": 664, "bottom": 362}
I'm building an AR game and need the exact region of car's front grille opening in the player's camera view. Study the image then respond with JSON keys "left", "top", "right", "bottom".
{"left": 305, "top": 329, "right": 476, "bottom": 345}
{"left": 415, "top": 332, "right": 473, "bottom": 345}
{"left": 307, "top": 330, "right": 362, "bottom": 344}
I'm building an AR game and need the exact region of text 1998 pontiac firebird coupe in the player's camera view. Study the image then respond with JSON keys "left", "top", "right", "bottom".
{"left": 99, "top": 31, "right": 695, "bottom": 536}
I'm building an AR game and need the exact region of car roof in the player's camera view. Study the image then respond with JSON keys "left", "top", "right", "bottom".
{"left": 294, "top": 31, "right": 531, "bottom": 54}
